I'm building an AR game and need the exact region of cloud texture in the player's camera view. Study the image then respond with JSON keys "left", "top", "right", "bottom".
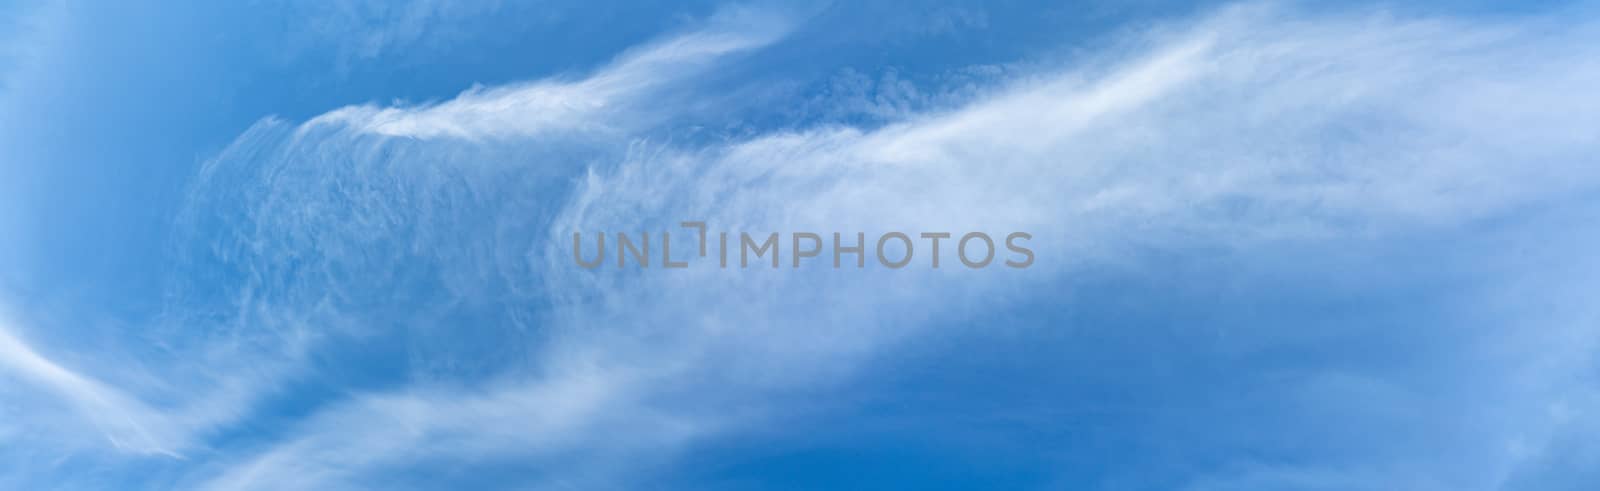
{"left": 3, "top": 2, "right": 1600, "bottom": 490}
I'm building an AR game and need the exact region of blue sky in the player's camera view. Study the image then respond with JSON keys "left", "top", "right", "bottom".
{"left": 2, "top": 1, "right": 1600, "bottom": 489}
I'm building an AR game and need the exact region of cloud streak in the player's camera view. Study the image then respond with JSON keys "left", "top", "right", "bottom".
{"left": 0, "top": 316, "right": 179, "bottom": 457}
{"left": 305, "top": 6, "right": 792, "bottom": 140}
{"left": 6, "top": 2, "right": 1600, "bottom": 490}
{"left": 176, "top": 4, "right": 1600, "bottom": 490}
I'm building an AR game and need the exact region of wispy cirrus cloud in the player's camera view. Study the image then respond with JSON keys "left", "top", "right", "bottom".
{"left": 0, "top": 314, "right": 180, "bottom": 457}
{"left": 305, "top": 5, "right": 792, "bottom": 140}
{"left": 172, "top": 4, "right": 1600, "bottom": 490}
{"left": 3, "top": 5, "right": 795, "bottom": 487}
{"left": 7, "top": 2, "right": 1600, "bottom": 490}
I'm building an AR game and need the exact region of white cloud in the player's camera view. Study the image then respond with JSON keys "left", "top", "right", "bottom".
{"left": 177, "top": 4, "right": 1600, "bottom": 490}
{"left": 4, "top": 2, "right": 1597, "bottom": 489}
{"left": 0, "top": 314, "right": 180, "bottom": 457}
{"left": 304, "top": 5, "right": 792, "bottom": 140}
{"left": 0, "top": 4, "right": 791, "bottom": 477}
